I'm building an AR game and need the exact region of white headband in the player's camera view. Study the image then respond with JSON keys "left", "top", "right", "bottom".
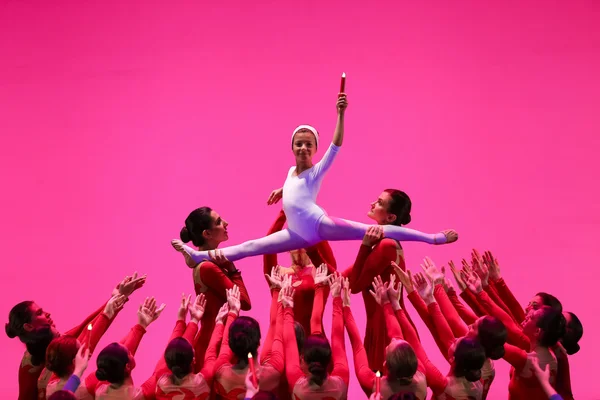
{"left": 291, "top": 125, "right": 319, "bottom": 148}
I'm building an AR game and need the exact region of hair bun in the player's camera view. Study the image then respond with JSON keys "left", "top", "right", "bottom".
{"left": 487, "top": 345, "right": 505, "bottom": 360}
{"left": 5, "top": 323, "right": 17, "bottom": 339}
{"left": 308, "top": 362, "right": 325, "bottom": 374}
{"left": 465, "top": 369, "right": 482, "bottom": 382}
{"left": 95, "top": 368, "right": 108, "bottom": 381}
{"left": 563, "top": 341, "right": 580, "bottom": 355}
{"left": 400, "top": 213, "right": 411, "bottom": 225}
{"left": 180, "top": 227, "right": 191, "bottom": 243}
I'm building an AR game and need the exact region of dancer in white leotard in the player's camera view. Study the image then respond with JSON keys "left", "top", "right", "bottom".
{"left": 172, "top": 91, "right": 457, "bottom": 267}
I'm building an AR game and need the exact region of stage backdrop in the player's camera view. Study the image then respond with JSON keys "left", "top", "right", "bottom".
{"left": 1, "top": 1, "right": 598, "bottom": 398}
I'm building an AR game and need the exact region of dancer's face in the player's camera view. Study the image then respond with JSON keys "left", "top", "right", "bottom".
{"left": 292, "top": 131, "right": 317, "bottom": 164}
{"left": 521, "top": 308, "right": 543, "bottom": 340}
{"left": 525, "top": 295, "right": 544, "bottom": 316}
{"left": 24, "top": 303, "right": 57, "bottom": 333}
{"left": 368, "top": 191, "right": 396, "bottom": 225}
{"left": 207, "top": 211, "right": 229, "bottom": 244}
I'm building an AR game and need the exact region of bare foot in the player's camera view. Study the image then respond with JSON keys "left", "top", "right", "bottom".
{"left": 171, "top": 239, "right": 198, "bottom": 268}
{"left": 434, "top": 230, "right": 458, "bottom": 245}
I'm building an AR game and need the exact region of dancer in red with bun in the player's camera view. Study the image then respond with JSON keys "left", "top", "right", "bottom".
{"left": 178, "top": 207, "right": 251, "bottom": 372}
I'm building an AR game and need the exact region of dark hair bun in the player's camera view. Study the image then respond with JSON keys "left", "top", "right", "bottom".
{"left": 562, "top": 341, "right": 580, "bottom": 355}
{"left": 5, "top": 323, "right": 18, "bottom": 339}
{"left": 170, "top": 365, "right": 186, "bottom": 379}
{"left": 486, "top": 345, "right": 505, "bottom": 360}
{"left": 464, "top": 368, "right": 482, "bottom": 382}
{"left": 400, "top": 213, "right": 411, "bottom": 225}
{"left": 95, "top": 368, "right": 108, "bottom": 381}
{"left": 180, "top": 227, "right": 191, "bottom": 243}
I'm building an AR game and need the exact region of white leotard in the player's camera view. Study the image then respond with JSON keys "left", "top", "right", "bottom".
{"left": 282, "top": 142, "right": 340, "bottom": 241}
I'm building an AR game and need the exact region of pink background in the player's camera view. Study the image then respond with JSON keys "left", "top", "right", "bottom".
{"left": 1, "top": 1, "right": 598, "bottom": 398}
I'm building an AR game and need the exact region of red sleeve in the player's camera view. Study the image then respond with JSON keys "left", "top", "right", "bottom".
{"left": 343, "top": 306, "right": 375, "bottom": 396}
{"left": 555, "top": 354, "right": 574, "bottom": 400}
{"left": 484, "top": 284, "right": 516, "bottom": 321}
{"left": 139, "top": 375, "right": 157, "bottom": 400}
{"left": 283, "top": 307, "right": 304, "bottom": 390}
{"left": 394, "top": 308, "right": 446, "bottom": 394}
{"left": 199, "top": 263, "right": 251, "bottom": 311}
{"left": 407, "top": 291, "right": 451, "bottom": 359}
{"left": 459, "top": 290, "right": 487, "bottom": 317}
{"left": 199, "top": 320, "right": 225, "bottom": 386}
{"left": 306, "top": 241, "right": 337, "bottom": 273}
{"left": 64, "top": 301, "right": 108, "bottom": 337}
{"left": 121, "top": 324, "right": 147, "bottom": 355}
{"left": 260, "top": 289, "right": 280, "bottom": 362}
{"left": 434, "top": 285, "right": 468, "bottom": 338}
{"left": 348, "top": 241, "right": 397, "bottom": 294}
{"left": 447, "top": 289, "right": 478, "bottom": 325}
{"left": 310, "top": 285, "right": 327, "bottom": 335}
{"left": 383, "top": 303, "right": 404, "bottom": 340}
{"left": 263, "top": 210, "right": 287, "bottom": 282}
{"left": 475, "top": 290, "right": 530, "bottom": 350}
{"left": 502, "top": 343, "right": 528, "bottom": 372}
{"left": 17, "top": 362, "right": 39, "bottom": 400}
{"left": 330, "top": 297, "right": 349, "bottom": 385}
{"left": 428, "top": 302, "right": 456, "bottom": 360}
{"left": 491, "top": 278, "right": 527, "bottom": 324}
{"left": 214, "top": 312, "right": 237, "bottom": 368}
{"left": 86, "top": 313, "right": 111, "bottom": 354}
{"left": 183, "top": 322, "right": 198, "bottom": 345}
{"left": 264, "top": 303, "right": 285, "bottom": 374}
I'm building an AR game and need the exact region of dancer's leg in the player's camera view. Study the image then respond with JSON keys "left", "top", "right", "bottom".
{"left": 317, "top": 216, "right": 457, "bottom": 244}
{"left": 172, "top": 229, "right": 313, "bottom": 264}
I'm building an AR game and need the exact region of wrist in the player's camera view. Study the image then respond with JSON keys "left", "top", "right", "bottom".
{"left": 190, "top": 317, "right": 200, "bottom": 324}
{"left": 424, "top": 295, "right": 436, "bottom": 306}
{"left": 390, "top": 301, "right": 401, "bottom": 311}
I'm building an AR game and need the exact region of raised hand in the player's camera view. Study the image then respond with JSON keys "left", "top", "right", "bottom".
{"left": 137, "top": 297, "right": 166, "bottom": 329}
{"left": 414, "top": 272, "right": 434, "bottom": 303}
{"left": 280, "top": 284, "right": 295, "bottom": 309}
{"left": 369, "top": 276, "right": 389, "bottom": 306}
{"left": 420, "top": 256, "right": 445, "bottom": 285}
{"left": 73, "top": 344, "right": 91, "bottom": 378}
{"left": 104, "top": 294, "right": 127, "bottom": 320}
{"left": 362, "top": 225, "right": 384, "bottom": 247}
{"left": 189, "top": 294, "right": 207, "bottom": 323}
{"left": 177, "top": 293, "right": 192, "bottom": 321}
{"left": 215, "top": 303, "right": 229, "bottom": 324}
{"left": 461, "top": 269, "right": 483, "bottom": 294}
{"left": 472, "top": 254, "right": 490, "bottom": 287}
{"left": 449, "top": 260, "right": 467, "bottom": 291}
{"left": 312, "top": 263, "right": 329, "bottom": 286}
{"left": 386, "top": 274, "right": 402, "bottom": 311}
{"left": 265, "top": 266, "right": 283, "bottom": 290}
{"left": 328, "top": 272, "right": 342, "bottom": 298}
{"left": 226, "top": 285, "right": 241, "bottom": 315}
{"left": 209, "top": 250, "right": 235, "bottom": 272}
{"left": 342, "top": 277, "right": 351, "bottom": 307}
{"left": 267, "top": 188, "right": 283, "bottom": 205}
{"left": 483, "top": 250, "right": 501, "bottom": 281}
{"left": 114, "top": 272, "right": 147, "bottom": 298}
{"left": 337, "top": 93, "right": 348, "bottom": 114}
{"left": 391, "top": 261, "right": 415, "bottom": 294}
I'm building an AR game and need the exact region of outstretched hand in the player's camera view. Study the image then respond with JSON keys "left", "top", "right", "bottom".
{"left": 369, "top": 276, "right": 389, "bottom": 306}
{"left": 137, "top": 297, "right": 166, "bottom": 329}
{"left": 337, "top": 93, "right": 348, "bottom": 114}
{"left": 267, "top": 188, "right": 283, "bottom": 205}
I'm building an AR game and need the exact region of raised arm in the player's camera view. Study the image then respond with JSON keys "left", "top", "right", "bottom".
{"left": 281, "top": 279, "right": 304, "bottom": 391}
{"left": 260, "top": 284, "right": 281, "bottom": 362}
{"left": 332, "top": 94, "right": 347, "bottom": 146}
{"left": 310, "top": 264, "right": 329, "bottom": 335}
{"left": 199, "top": 258, "right": 251, "bottom": 311}
{"left": 199, "top": 303, "right": 228, "bottom": 386}
{"left": 484, "top": 251, "right": 526, "bottom": 324}
{"left": 215, "top": 286, "right": 242, "bottom": 367}
{"left": 329, "top": 275, "right": 349, "bottom": 386}
{"left": 342, "top": 279, "right": 376, "bottom": 396}
{"left": 264, "top": 303, "right": 285, "bottom": 374}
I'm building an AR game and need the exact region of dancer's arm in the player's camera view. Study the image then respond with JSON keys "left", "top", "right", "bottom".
{"left": 483, "top": 251, "right": 527, "bottom": 324}
{"left": 309, "top": 95, "right": 347, "bottom": 179}
{"left": 343, "top": 303, "right": 375, "bottom": 396}
{"left": 447, "top": 288, "right": 478, "bottom": 325}
{"left": 282, "top": 295, "right": 304, "bottom": 390}
{"left": 350, "top": 238, "right": 397, "bottom": 294}
{"left": 330, "top": 286, "right": 349, "bottom": 385}
{"left": 264, "top": 303, "right": 285, "bottom": 374}
{"left": 310, "top": 265, "right": 329, "bottom": 335}
{"left": 434, "top": 284, "right": 468, "bottom": 337}
{"left": 199, "top": 305, "right": 227, "bottom": 387}
{"left": 260, "top": 289, "right": 280, "bottom": 362}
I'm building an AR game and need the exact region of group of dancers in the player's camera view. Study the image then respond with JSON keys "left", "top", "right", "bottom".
{"left": 6, "top": 78, "right": 583, "bottom": 399}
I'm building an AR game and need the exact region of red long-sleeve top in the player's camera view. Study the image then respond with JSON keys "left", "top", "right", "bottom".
{"left": 44, "top": 310, "right": 116, "bottom": 398}
{"left": 490, "top": 278, "right": 527, "bottom": 324}
{"left": 262, "top": 210, "right": 336, "bottom": 336}
{"left": 340, "top": 238, "right": 412, "bottom": 372}
{"left": 82, "top": 323, "right": 149, "bottom": 398}
{"left": 142, "top": 319, "right": 223, "bottom": 400}
{"left": 283, "top": 297, "right": 349, "bottom": 399}
{"left": 16, "top": 301, "right": 107, "bottom": 400}
{"left": 192, "top": 260, "right": 251, "bottom": 372}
